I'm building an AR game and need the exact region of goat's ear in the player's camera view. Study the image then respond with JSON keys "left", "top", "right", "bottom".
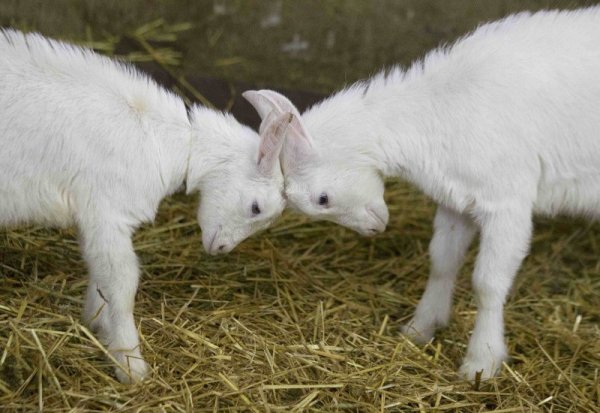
{"left": 243, "top": 89, "right": 314, "bottom": 149}
{"left": 242, "top": 90, "right": 274, "bottom": 130}
{"left": 257, "top": 111, "right": 293, "bottom": 176}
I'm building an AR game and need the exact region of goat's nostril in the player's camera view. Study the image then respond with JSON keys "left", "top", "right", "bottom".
{"left": 218, "top": 245, "right": 225, "bottom": 251}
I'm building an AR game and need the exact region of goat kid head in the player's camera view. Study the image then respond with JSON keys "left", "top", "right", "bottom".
{"left": 188, "top": 107, "right": 292, "bottom": 255}
{"left": 244, "top": 90, "right": 388, "bottom": 236}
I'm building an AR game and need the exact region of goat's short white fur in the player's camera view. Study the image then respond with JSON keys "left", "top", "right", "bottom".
{"left": 0, "top": 30, "right": 289, "bottom": 383}
{"left": 245, "top": 8, "right": 600, "bottom": 379}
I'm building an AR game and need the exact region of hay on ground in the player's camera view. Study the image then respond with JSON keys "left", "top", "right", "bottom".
{"left": 1, "top": 184, "right": 599, "bottom": 412}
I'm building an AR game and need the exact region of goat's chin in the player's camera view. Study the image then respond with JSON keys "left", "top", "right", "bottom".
{"left": 334, "top": 219, "right": 385, "bottom": 237}
{"left": 352, "top": 227, "right": 382, "bottom": 237}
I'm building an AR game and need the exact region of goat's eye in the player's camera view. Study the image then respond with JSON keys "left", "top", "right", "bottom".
{"left": 251, "top": 201, "right": 261, "bottom": 215}
{"left": 318, "top": 193, "right": 329, "bottom": 206}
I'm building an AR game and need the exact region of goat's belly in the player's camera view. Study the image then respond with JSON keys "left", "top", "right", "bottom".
{"left": 0, "top": 181, "right": 75, "bottom": 228}
{"left": 534, "top": 178, "right": 600, "bottom": 219}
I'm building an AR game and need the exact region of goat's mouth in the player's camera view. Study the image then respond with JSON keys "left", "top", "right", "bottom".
{"left": 206, "top": 226, "right": 222, "bottom": 255}
{"left": 367, "top": 207, "right": 387, "bottom": 229}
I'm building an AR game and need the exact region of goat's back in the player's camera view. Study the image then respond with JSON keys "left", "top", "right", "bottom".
{"left": 0, "top": 30, "right": 189, "bottom": 227}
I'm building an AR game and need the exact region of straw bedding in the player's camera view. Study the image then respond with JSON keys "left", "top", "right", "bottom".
{"left": 1, "top": 183, "right": 599, "bottom": 412}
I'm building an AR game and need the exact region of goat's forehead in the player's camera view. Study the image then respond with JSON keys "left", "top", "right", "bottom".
{"left": 242, "top": 171, "right": 284, "bottom": 192}
{"left": 284, "top": 173, "right": 315, "bottom": 197}
{"left": 284, "top": 163, "right": 370, "bottom": 198}
{"left": 284, "top": 160, "right": 338, "bottom": 182}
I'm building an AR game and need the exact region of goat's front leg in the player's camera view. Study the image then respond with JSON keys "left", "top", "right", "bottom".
{"left": 401, "top": 205, "right": 476, "bottom": 343}
{"left": 80, "top": 222, "right": 148, "bottom": 383}
{"left": 459, "top": 209, "right": 532, "bottom": 380}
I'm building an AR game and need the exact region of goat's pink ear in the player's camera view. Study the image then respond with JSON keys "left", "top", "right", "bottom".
{"left": 242, "top": 91, "right": 275, "bottom": 125}
{"left": 255, "top": 90, "right": 313, "bottom": 147}
{"left": 257, "top": 111, "right": 294, "bottom": 176}
{"left": 244, "top": 89, "right": 314, "bottom": 160}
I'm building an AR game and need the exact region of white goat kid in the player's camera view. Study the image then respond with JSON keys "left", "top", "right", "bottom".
{"left": 0, "top": 30, "right": 289, "bottom": 383}
{"left": 245, "top": 8, "right": 600, "bottom": 379}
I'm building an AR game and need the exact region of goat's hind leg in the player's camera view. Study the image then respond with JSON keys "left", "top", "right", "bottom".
{"left": 401, "top": 205, "right": 476, "bottom": 343}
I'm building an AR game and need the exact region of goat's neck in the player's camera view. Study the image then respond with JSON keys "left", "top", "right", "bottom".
{"left": 307, "top": 84, "right": 440, "bottom": 182}
{"left": 155, "top": 121, "right": 193, "bottom": 197}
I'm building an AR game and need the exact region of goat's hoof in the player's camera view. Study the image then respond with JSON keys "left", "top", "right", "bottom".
{"left": 400, "top": 321, "right": 435, "bottom": 345}
{"left": 458, "top": 354, "right": 505, "bottom": 381}
{"left": 113, "top": 352, "right": 149, "bottom": 384}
